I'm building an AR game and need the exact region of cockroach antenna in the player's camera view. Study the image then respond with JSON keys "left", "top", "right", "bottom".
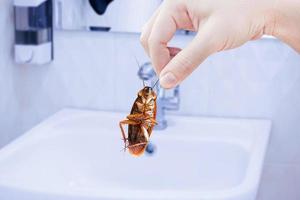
{"left": 134, "top": 56, "right": 146, "bottom": 87}
{"left": 152, "top": 78, "right": 159, "bottom": 89}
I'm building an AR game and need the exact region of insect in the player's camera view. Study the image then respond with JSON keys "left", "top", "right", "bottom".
{"left": 119, "top": 80, "right": 159, "bottom": 157}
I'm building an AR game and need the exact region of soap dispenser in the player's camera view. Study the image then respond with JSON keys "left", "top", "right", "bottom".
{"left": 14, "top": 0, "right": 53, "bottom": 65}
{"left": 89, "top": 0, "right": 113, "bottom": 15}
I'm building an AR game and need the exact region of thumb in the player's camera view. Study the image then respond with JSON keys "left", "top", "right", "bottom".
{"left": 159, "top": 20, "right": 221, "bottom": 88}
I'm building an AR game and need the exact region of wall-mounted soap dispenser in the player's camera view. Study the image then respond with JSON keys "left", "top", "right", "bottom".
{"left": 14, "top": 0, "right": 53, "bottom": 65}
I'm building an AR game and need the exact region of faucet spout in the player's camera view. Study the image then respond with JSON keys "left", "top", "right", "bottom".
{"left": 138, "top": 62, "right": 180, "bottom": 130}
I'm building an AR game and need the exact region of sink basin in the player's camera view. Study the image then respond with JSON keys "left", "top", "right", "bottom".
{"left": 0, "top": 109, "right": 271, "bottom": 200}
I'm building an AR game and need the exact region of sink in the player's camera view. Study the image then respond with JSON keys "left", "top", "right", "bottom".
{"left": 0, "top": 109, "right": 271, "bottom": 200}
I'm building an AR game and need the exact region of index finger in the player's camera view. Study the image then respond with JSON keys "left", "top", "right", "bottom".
{"left": 148, "top": 9, "right": 177, "bottom": 74}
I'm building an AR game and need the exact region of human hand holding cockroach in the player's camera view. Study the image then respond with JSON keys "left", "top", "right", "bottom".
{"left": 140, "top": 0, "right": 300, "bottom": 89}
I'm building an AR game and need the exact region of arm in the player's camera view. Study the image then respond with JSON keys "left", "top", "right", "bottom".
{"left": 140, "top": 0, "right": 300, "bottom": 89}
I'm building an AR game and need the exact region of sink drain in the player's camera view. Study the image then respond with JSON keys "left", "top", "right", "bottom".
{"left": 145, "top": 143, "right": 156, "bottom": 155}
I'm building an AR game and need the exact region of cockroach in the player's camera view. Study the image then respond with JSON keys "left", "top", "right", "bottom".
{"left": 119, "top": 80, "right": 159, "bottom": 157}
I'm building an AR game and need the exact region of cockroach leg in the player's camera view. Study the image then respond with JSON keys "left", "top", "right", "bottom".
{"left": 141, "top": 125, "right": 150, "bottom": 141}
{"left": 149, "top": 118, "right": 158, "bottom": 125}
{"left": 121, "top": 137, "right": 128, "bottom": 146}
{"left": 119, "top": 119, "right": 140, "bottom": 148}
{"left": 119, "top": 121, "right": 127, "bottom": 145}
{"left": 127, "top": 142, "right": 147, "bottom": 148}
{"left": 126, "top": 113, "right": 145, "bottom": 121}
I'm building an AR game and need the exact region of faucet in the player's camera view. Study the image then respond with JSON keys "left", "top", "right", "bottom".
{"left": 138, "top": 62, "right": 180, "bottom": 130}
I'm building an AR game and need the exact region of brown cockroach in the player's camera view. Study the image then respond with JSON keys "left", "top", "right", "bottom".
{"left": 119, "top": 80, "right": 159, "bottom": 157}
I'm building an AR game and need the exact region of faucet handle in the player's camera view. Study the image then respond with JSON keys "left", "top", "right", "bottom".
{"left": 137, "top": 62, "right": 156, "bottom": 81}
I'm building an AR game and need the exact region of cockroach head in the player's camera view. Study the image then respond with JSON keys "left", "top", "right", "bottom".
{"left": 143, "top": 86, "right": 152, "bottom": 94}
{"left": 139, "top": 86, "right": 155, "bottom": 97}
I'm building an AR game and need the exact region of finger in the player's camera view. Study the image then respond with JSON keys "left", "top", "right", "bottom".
{"left": 159, "top": 20, "right": 221, "bottom": 89}
{"left": 140, "top": 6, "right": 161, "bottom": 56}
{"left": 148, "top": 9, "right": 177, "bottom": 74}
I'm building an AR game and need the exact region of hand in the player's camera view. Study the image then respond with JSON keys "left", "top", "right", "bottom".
{"left": 140, "top": 0, "right": 300, "bottom": 89}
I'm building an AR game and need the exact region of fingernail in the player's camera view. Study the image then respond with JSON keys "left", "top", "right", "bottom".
{"left": 160, "top": 72, "right": 177, "bottom": 88}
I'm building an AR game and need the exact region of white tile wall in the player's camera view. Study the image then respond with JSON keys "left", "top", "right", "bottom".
{"left": 0, "top": 0, "right": 22, "bottom": 145}
{"left": 0, "top": 0, "right": 300, "bottom": 199}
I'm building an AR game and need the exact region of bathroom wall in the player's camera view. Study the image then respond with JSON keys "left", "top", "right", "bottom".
{"left": 0, "top": 0, "right": 300, "bottom": 199}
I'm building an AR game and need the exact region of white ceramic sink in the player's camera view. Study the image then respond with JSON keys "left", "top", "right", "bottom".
{"left": 0, "top": 109, "right": 271, "bottom": 200}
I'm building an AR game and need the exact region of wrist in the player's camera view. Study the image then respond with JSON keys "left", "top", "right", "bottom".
{"left": 265, "top": 0, "right": 300, "bottom": 52}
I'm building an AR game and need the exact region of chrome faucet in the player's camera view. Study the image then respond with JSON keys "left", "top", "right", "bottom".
{"left": 138, "top": 62, "right": 180, "bottom": 130}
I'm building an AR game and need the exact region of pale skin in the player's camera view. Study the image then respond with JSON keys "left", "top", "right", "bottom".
{"left": 140, "top": 0, "right": 300, "bottom": 89}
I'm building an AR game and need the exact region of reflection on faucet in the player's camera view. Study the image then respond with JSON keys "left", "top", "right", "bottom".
{"left": 138, "top": 62, "right": 180, "bottom": 130}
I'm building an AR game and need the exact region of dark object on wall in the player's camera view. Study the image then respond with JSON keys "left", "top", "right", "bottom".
{"left": 14, "top": 0, "right": 53, "bottom": 64}
{"left": 89, "top": 26, "right": 111, "bottom": 32}
{"left": 15, "top": 0, "right": 53, "bottom": 45}
{"left": 89, "top": 0, "right": 113, "bottom": 15}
